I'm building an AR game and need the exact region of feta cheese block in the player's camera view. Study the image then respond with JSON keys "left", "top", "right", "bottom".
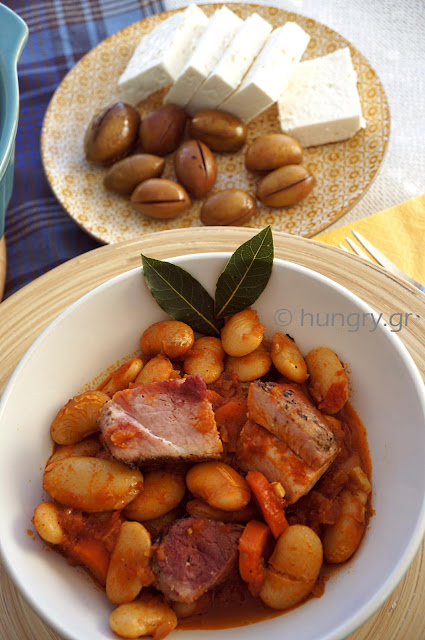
{"left": 185, "top": 13, "right": 272, "bottom": 116}
{"left": 164, "top": 7, "right": 243, "bottom": 108}
{"left": 277, "top": 47, "right": 365, "bottom": 146}
{"left": 118, "top": 4, "right": 208, "bottom": 105}
{"left": 220, "top": 22, "right": 310, "bottom": 123}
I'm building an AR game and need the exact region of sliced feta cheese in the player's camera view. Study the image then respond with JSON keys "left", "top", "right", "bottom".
{"left": 118, "top": 5, "right": 208, "bottom": 105}
{"left": 164, "top": 7, "right": 243, "bottom": 109}
{"left": 220, "top": 22, "right": 310, "bottom": 123}
{"left": 186, "top": 13, "right": 272, "bottom": 116}
{"left": 277, "top": 47, "right": 365, "bottom": 146}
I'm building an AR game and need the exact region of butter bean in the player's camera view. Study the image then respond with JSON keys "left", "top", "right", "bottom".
{"left": 141, "top": 320, "right": 194, "bottom": 360}
{"left": 101, "top": 358, "right": 144, "bottom": 396}
{"left": 184, "top": 336, "right": 225, "bottom": 384}
{"left": 186, "top": 462, "right": 251, "bottom": 511}
{"left": 43, "top": 457, "right": 143, "bottom": 512}
{"left": 33, "top": 501, "right": 64, "bottom": 545}
{"left": 47, "top": 436, "right": 102, "bottom": 464}
{"left": 260, "top": 525, "right": 323, "bottom": 610}
{"left": 110, "top": 593, "right": 177, "bottom": 639}
{"left": 134, "top": 355, "right": 175, "bottom": 385}
{"left": 124, "top": 470, "right": 186, "bottom": 521}
{"left": 226, "top": 346, "right": 272, "bottom": 382}
{"left": 221, "top": 308, "right": 265, "bottom": 357}
{"left": 305, "top": 346, "right": 349, "bottom": 414}
{"left": 271, "top": 333, "right": 308, "bottom": 383}
{"left": 323, "top": 490, "right": 368, "bottom": 564}
{"left": 50, "top": 390, "right": 110, "bottom": 445}
{"left": 106, "top": 522, "right": 153, "bottom": 604}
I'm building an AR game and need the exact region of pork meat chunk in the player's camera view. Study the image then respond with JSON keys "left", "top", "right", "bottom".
{"left": 236, "top": 419, "right": 337, "bottom": 504}
{"left": 248, "top": 381, "right": 339, "bottom": 470}
{"left": 99, "top": 375, "right": 223, "bottom": 464}
{"left": 153, "top": 517, "right": 242, "bottom": 603}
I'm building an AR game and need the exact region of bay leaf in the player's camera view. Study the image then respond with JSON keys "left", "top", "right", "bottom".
{"left": 141, "top": 254, "right": 222, "bottom": 336}
{"left": 214, "top": 226, "right": 274, "bottom": 319}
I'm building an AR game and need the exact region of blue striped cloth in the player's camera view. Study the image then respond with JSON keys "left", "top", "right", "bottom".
{"left": 4, "top": 0, "right": 166, "bottom": 299}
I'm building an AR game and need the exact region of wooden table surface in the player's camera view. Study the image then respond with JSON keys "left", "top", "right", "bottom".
{"left": 1, "top": 227, "right": 425, "bottom": 640}
{"left": 0, "top": 236, "right": 6, "bottom": 301}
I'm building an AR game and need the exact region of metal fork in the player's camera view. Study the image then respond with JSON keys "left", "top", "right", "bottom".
{"left": 339, "top": 230, "right": 425, "bottom": 293}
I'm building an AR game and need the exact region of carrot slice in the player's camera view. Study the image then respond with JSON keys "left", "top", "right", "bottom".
{"left": 69, "top": 538, "right": 110, "bottom": 585}
{"left": 205, "top": 389, "right": 225, "bottom": 409}
{"left": 215, "top": 400, "right": 247, "bottom": 427}
{"left": 215, "top": 400, "right": 247, "bottom": 451}
{"left": 245, "top": 471, "right": 288, "bottom": 539}
{"left": 238, "top": 520, "right": 271, "bottom": 596}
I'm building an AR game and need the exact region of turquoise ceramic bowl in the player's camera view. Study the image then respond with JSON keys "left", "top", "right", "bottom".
{"left": 0, "top": 5, "right": 28, "bottom": 238}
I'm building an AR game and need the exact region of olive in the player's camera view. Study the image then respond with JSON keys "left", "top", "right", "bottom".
{"left": 84, "top": 102, "right": 140, "bottom": 165}
{"left": 200, "top": 189, "right": 256, "bottom": 226}
{"left": 103, "top": 154, "right": 165, "bottom": 195}
{"left": 139, "top": 104, "right": 187, "bottom": 156}
{"left": 188, "top": 110, "right": 247, "bottom": 152}
{"left": 256, "top": 164, "right": 316, "bottom": 207}
{"left": 245, "top": 134, "right": 303, "bottom": 173}
{"left": 130, "top": 178, "right": 190, "bottom": 219}
{"left": 174, "top": 140, "right": 217, "bottom": 198}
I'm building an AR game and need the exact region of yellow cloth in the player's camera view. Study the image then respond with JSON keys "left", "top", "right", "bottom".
{"left": 316, "top": 194, "right": 425, "bottom": 284}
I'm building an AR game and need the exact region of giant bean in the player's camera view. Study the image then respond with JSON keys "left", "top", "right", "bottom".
{"left": 43, "top": 457, "right": 143, "bottom": 512}
{"left": 124, "top": 470, "right": 185, "bottom": 521}
{"left": 50, "top": 391, "right": 110, "bottom": 445}
{"left": 106, "top": 522, "right": 153, "bottom": 604}
{"left": 186, "top": 462, "right": 251, "bottom": 511}
{"left": 305, "top": 347, "right": 349, "bottom": 414}
{"left": 260, "top": 525, "right": 323, "bottom": 610}
{"left": 109, "top": 593, "right": 177, "bottom": 639}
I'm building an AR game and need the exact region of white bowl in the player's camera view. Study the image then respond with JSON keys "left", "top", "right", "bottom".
{"left": 1, "top": 253, "right": 425, "bottom": 640}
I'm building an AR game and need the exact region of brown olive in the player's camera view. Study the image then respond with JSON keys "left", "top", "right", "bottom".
{"left": 139, "top": 104, "right": 187, "bottom": 156}
{"left": 130, "top": 178, "right": 190, "bottom": 219}
{"left": 188, "top": 110, "right": 247, "bottom": 152}
{"left": 174, "top": 140, "right": 217, "bottom": 198}
{"left": 201, "top": 189, "right": 256, "bottom": 226}
{"left": 256, "top": 164, "right": 316, "bottom": 208}
{"left": 245, "top": 134, "right": 303, "bottom": 173}
{"left": 103, "top": 154, "right": 165, "bottom": 195}
{"left": 84, "top": 102, "right": 140, "bottom": 165}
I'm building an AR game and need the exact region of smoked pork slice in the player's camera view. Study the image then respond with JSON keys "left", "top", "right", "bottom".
{"left": 153, "top": 517, "right": 242, "bottom": 603}
{"left": 99, "top": 375, "right": 223, "bottom": 464}
{"left": 236, "top": 419, "right": 337, "bottom": 504}
{"left": 247, "top": 381, "right": 339, "bottom": 470}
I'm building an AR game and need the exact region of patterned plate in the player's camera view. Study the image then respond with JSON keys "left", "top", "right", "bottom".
{"left": 41, "top": 3, "right": 390, "bottom": 244}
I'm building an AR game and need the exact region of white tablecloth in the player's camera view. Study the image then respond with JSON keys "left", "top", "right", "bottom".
{"left": 163, "top": 0, "right": 425, "bottom": 229}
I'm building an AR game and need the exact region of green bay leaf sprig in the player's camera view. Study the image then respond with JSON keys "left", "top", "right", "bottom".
{"left": 141, "top": 226, "right": 274, "bottom": 336}
{"left": 141, "top": 255, "right": 222, "bottom": 336}
{"left": 214, "top": 226, "right": 273, "bottom": 319}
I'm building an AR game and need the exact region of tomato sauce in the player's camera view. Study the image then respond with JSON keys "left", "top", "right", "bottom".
{"left": 179, "top": 577, "right": 282, "bottom": 630}
{"left": 41, "top": 362, "right": 372, "bottom": 632}
{"left": 179, "top": 401, "right": 372, "bottom": 630}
